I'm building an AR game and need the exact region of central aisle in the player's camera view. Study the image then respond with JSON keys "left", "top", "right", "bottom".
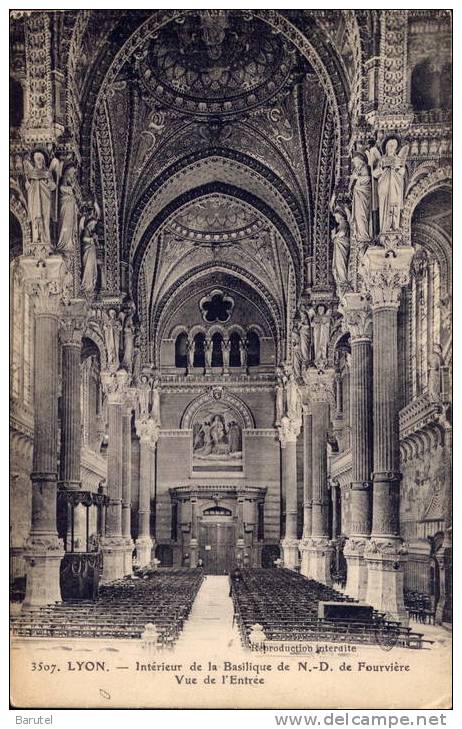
{"left": 175, "top": 575, "right": 241, "bottom": 653}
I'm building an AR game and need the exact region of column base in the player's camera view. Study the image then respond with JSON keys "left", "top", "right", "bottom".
{"left": 22, "top": 536, "right": 64, "bottom": 609}
{"left": 123, "top": 538, "right": 134, "bottom": 575}
{"left": 281, "top": 538, "right": 299, "bottom": 570}
{"left": 135, "top": 537, "right": 154, "bottom": 569}
{"left": 189, "top": 539, "right": 199, "bottom": 568}
{"left": 344, "top": 537, "right": 369, "bottom": 601}
{"left": 307, "top": 538, "right": 334, "bottom": 586}
{"left": 101, "top": 537, "right": 127, "bottom": 582}
{"left": 299, "top": 539, "right": 311, "bottom": 578}
{"left": 364, "top": 538, "right": 408, "bottom": 624}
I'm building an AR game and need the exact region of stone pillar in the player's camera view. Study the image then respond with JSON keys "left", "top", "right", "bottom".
{"left": 361, "top": 247, "right": 413, "bottom": 622}
{"left": 135, "top": 416, "right": 158, "bottom": 568}
{"left": 305, "top": 369, "right": 335, "bottom": 585}
{"left": 189, "top": 492, "right": 199, "bottom": 567}
{"left": 59, "top": 312, "right": 86, "bottom": 494}
{"left": 300, "top": 409, "right": 313, "bottom": 577}
{"left": 21, "top": 256, "right": 65, "bottom": 608}
{"left": 100, "top": 369, "right": 129, "bottom": 582}
{"left": 121, "top": 397, "right": 134, "bottom": 574}
{"left": 279, "top": 416, "right": 301, "bottom": 570}
{"left": 236, "top": 491, "right": 246, "bottom": 564}
{"left": 342, "top": 293, "right": 373, "bottom": 600}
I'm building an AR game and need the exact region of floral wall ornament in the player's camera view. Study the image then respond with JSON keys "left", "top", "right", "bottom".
{"left": 199, "top": 290, "right": 235, "bottom": 323}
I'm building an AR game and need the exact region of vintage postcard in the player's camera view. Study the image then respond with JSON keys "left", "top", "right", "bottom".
{"left": 9, "top": 8, "right": 452, "bottom": 710}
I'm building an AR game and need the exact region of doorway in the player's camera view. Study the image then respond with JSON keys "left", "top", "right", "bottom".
{"left": 199, "top": 521, "right": 236, "bottom": 574}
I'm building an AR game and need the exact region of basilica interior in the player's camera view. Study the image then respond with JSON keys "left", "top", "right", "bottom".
{"left": 10, "top": 10, "right": 452, "bottom": 640}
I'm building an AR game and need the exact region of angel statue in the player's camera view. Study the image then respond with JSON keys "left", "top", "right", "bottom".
{"left": 80, "top": 201, "right": 100, "bottom": 296}
{"left": 368, "top": 138, "right": 409, "bottom": 233}
{"left": 23, "top": 151, "right": 60, "bottom": 249}
{"left": 121, "top": 311, "right": 135, "bottom": 372}
{"left": 56, "top": 164, "right": 78, "bottom": 255}
{"left": 330, "top": 196, "right": 351, "bottom": 288}
{"left": 102, "top": 308, "right": 122, "bottom": 371}
{"left": 349, "top": 152, "right": 372, "bottom": 244}
{"left": 298, "top": 308, "right": 312, "bottom": 365}
{"left": 275, "top": 367, "right": 287, "bottom": 425}
{"left": 309, "top": 304, "right": 331, "bottom": 371}
{"left": 292, "top": 329, "right": 304, "bottom": 381}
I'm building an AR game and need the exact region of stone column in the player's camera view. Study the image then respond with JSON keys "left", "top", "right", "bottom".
{"left": 342, "top": 293, "right": 373, "bottom": 600}
{"left": 21, "top": 256, "right": 65, "bottom": 608}
{"left": 121, "top": 396, "right": 134, "bottom": 574}
{"left": 361, "top": 247, "right": 413, "bottom": 622}
{"left": 189, "top": 492, "right": 199, "bottom": 567}
{"left": 135, "top": 416, "right": 158, "bottom": 567}
{"left": 59, "top": 312, "right": 86, "bottom": 493}
{"left": 236, "top": 491, "right": 246, "bottom": 563}
{"left": 279, "top": 416, "right": 301, "bottom": 570}
{"left": 300, "top": 409, "right": 313, "bottom": 577}
{"left": 100, "top": 369, "right": 129, "bottom": 582}
{"left": 305, "top": 369, "right": 335, "bottom": 585}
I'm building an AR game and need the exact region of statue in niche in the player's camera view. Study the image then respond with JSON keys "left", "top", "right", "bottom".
{"left": 192, "top": 406, "right": 242, "bottom": 463}
{"left": 427, "top": 346, "right": 443, "bottom": 402}
{"left": 349, "top": 152, "right": 372, "bottom": 244}
{"left": 309, "top": 305, "right": 331, "bottom": 371}
{"left": 80, "top": 201, "right": 100, "bottom": 296}
{"left": 239, "top": 338, "right": 247, "bottom": 369}
{"left": 330, "top": 197, "right": 351, "bottom": 288}
{"left": 292, "top": 329, "right": 304, "bottom": 381}
{"left": 102, "top": 308, "right": 122, "bottom": 371}
{"left": 286, "top": 372, "right": 302, "bottom": 421}
{"left": 56, "top": 164, "right": 78, "bottom": 255}
{"left": 222, "top": 338, "right": 231, "bottom": 368}
{"left": 275, "top": 367, "right": 287, "bottom": 425}
{"left": 132, "top": 335, "right": 142, "bottom": 383}
{"left": 368, "top": 138, "right": 409, "bottom": 233}
{"left": 24, "top": 151, "right": 59, "bottom": 248}
{"left": 138, "top": 374, "right": 151, "bottom": 417}
{"left": 187, "top": 338, "right": 195, "bottom": 369}
{"left": 151, "top": 379, "right": 161, "bottom": 425}
{"left": 298, "top": 309, "right": 312, "bottom": 365}
{"left": 204, "top": 338, "right": 213, "bottom": 368}
{"left": 121, "top": 311, "right": 135, "bottom": 372}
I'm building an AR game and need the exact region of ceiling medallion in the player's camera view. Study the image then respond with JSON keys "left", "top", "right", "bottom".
{"left": 134, "top": 11, "right": 295, "bottom": 115}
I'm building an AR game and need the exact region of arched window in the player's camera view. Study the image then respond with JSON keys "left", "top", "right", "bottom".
{"left": 229, "top": 332, "right": 241, "bottom": 367}
{"left": 175, "top": 332, "right": 188, "bottom": 368}
{"left": 193, "top": 332, "right": 206, "bottom": 368}
{"left": 411, "top": 59, "right": 452, "bottom": 112}
{"left": 247, "top": 330, "right": 260, "bottom": 366}
{"left": 211, "top": 332, "right": 223, "bottom": 367}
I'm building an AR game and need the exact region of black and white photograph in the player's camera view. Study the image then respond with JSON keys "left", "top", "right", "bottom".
{"left": 8, "top": 7, "right": 453, "bottom": 713}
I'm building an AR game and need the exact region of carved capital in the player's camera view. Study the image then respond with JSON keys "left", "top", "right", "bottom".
{"left": 278, "top": 415, "right": 301, "bottom": 445}
{"left": 364, "top": 537, "right": 407, "bottom": 561}
{"left": 100, "top": 369, "right": 129, "bottom": 404}
{"left": 343, "top": 537, "right": 368, "bottom": 558}
{"left": 303, "top": 368, "right": 336, "bottom": 407}
{"left": 341, "top": 293, "right": 372, "bottom": 342}
{"left": 19, "top": 255, "right": 67, "bottom": 316}
{"left": 135, "top": 416, "right": 160, "bottom": 447}
{"left": 60, "top": 306, "right": 88, "bottom": 347}
{"left": 360, "top": 247, "right": 414, "bottom": 310}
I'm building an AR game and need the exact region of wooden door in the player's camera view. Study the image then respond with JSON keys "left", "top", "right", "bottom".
{"left": 199, "top": 522, "right": 236, "bottom": 574}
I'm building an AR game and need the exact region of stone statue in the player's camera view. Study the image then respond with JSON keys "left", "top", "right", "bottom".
{"left": 292, "top": 329, "right": 303, "bottom": 381}
{"left": 298, "top": 309, "right": 312, "bottom": 365}
{"left": 205, "top": 338, "right": 213, "bottom": 368}
{"left": 80, "top": 201, "right": 100, "bottom": 296}
{"left": 138, "top": 375, "right": 151, "bottom": 416}
{"left": 102, "top": 308, "right": 122, "bottom": 371}
{"left": 151, "top": 380, "right": 161, "bottom": 425}
{"left": 330, "top": 200, "right": 351, "bottom": 288}
{"left": 122, "top": 312, "right": 135, "bottom": 372}
{"left": 24, "top": 152, "right": 58, "bottom": 248}
{"left": 369, "top": 138, "right": 409, "bottom": 233}
{"left": 275, "top": 367, "right": 287, "bottom": 425}
{"left": 349, "top": 152, "right": 372, "bottom": 243}
{"left": 239, "top": 339, "right": 247, "bottom": 369}
{"left": 310, "top": 305, "right": 331, "bottom": 371}
{"left": 187, "top": 338, "right": 195, "bottom": 369}
{"left": 428, "top": 347, "right": 442, "bottom": 402}
{"left": 132, "top": 336, "right": 142, "bottom": 382}
{"left": 286, "top": 372, "right": 301, "bottom": 421}
{"left": 56, "top": 164, "right": 78, "bottom": 255}
{"left": 222, "top": 338, "right": 230, "bottom": 368}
